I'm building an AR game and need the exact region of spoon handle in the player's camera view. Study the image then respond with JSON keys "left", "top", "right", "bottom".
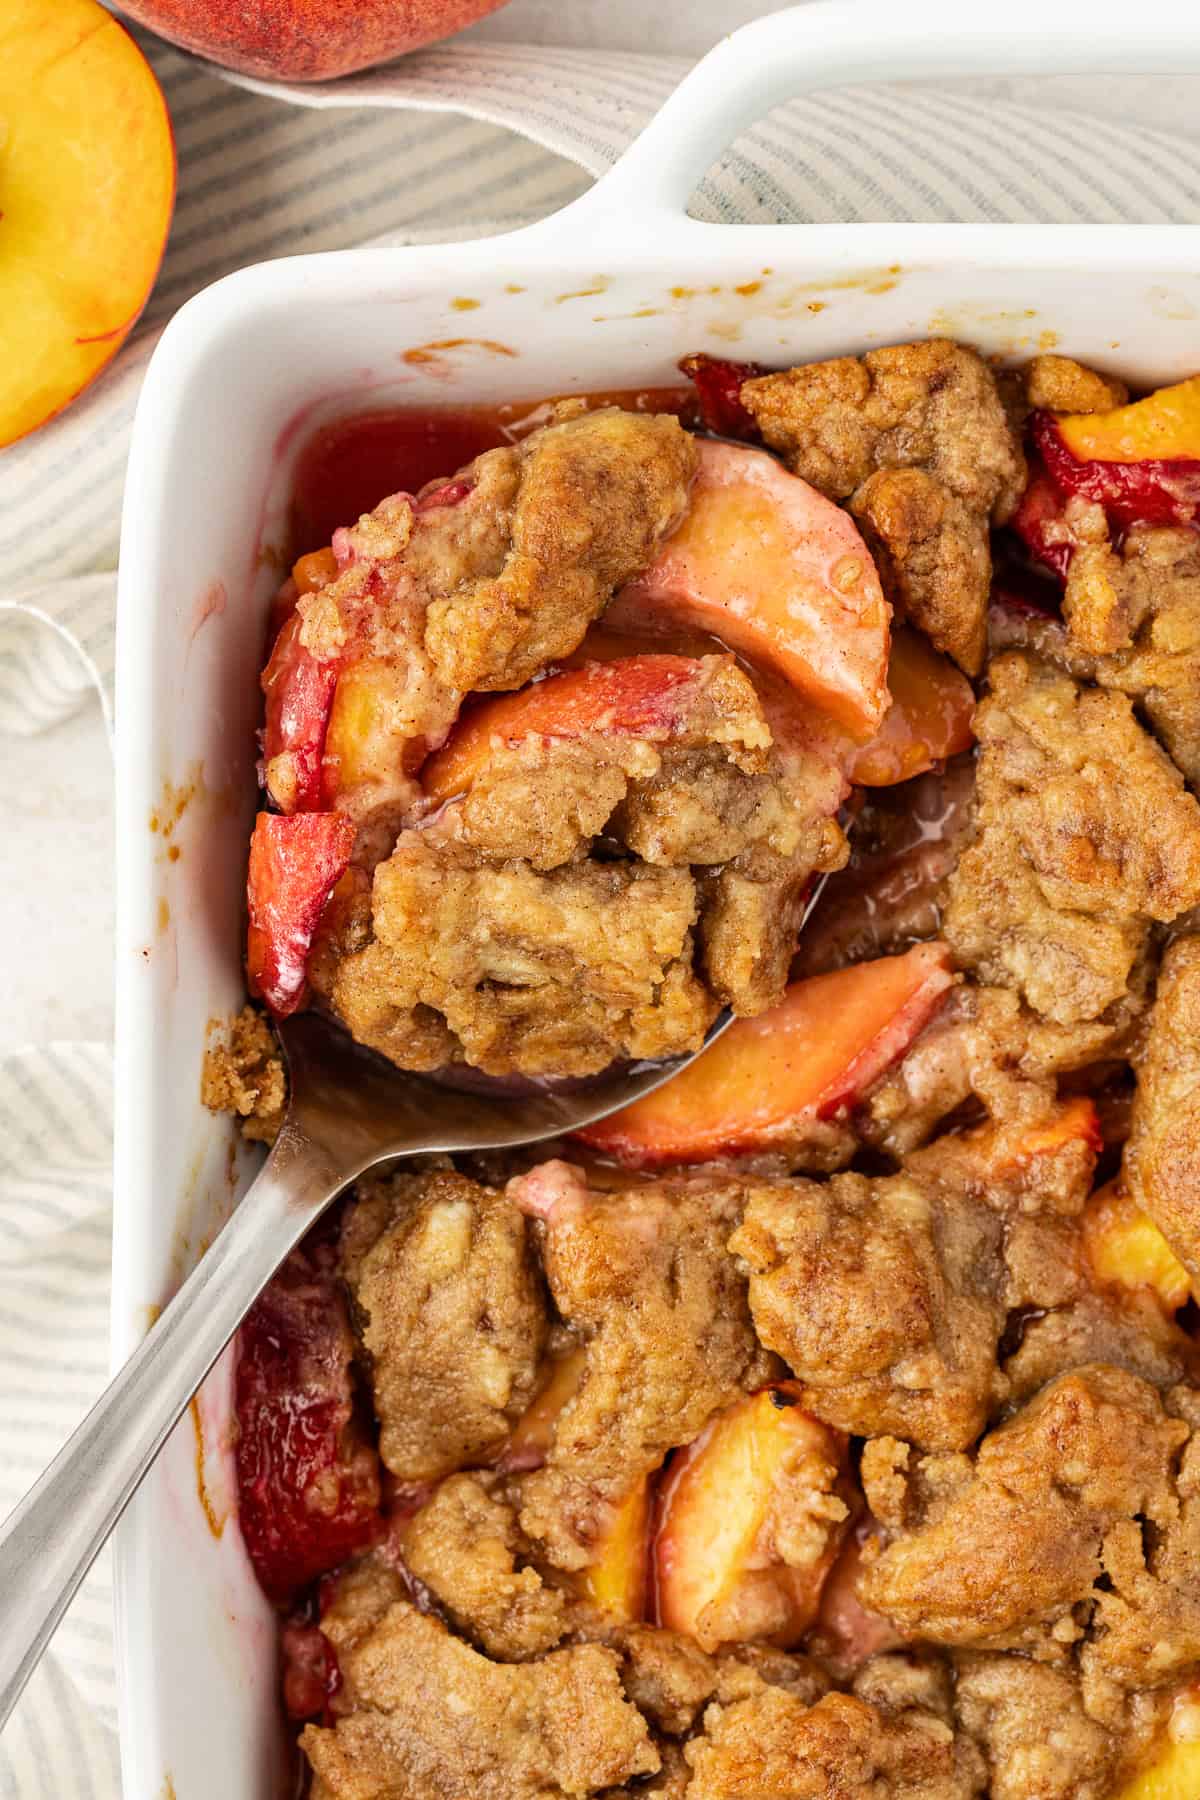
{"left": 0, "top": 1125, "right": 340, "bottom": 1734}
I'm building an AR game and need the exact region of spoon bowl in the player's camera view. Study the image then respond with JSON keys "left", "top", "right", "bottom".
{"left": 0, "top": 998, "right": 734, "bottom": 1734}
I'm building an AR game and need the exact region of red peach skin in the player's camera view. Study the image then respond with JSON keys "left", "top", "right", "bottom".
{"left": 1033, "top": 404, "right": 1200, "bottom": 531}
{"left": 575, "top": 943, "right": 955, "bottom": 1168}
{"left": 419, "top": 655, "right": 720, "bottom": 805}
{"left": 247, "top": 810, "right": 356, "bottom": 1016}
{"left": 610, "top": 440, "right": 891, "bottom": 740}
{"left": 679, "top": 353, "right": 766, "bottom": 441}
{"left": 653, "top": 1384, "right": 849, "bottom": 1651}
{"left": 261, "top": 613, "right": 339, "bottom": 813}
{"left": 1011, "top": 460, "right": 1076, "bottom": 581}
{"left": 115, "top": 0, "right": 511, "bottom": 82}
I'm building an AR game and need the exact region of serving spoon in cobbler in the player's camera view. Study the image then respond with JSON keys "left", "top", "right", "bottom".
{"left": 0, "top": 1003, "right": 738, "bottom": 1730}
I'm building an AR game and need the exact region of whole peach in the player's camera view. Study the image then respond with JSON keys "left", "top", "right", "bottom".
{"left": 118, "top": 0, "right": 511, "bottom": 81}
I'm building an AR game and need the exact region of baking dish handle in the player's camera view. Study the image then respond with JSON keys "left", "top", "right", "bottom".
{"left": 579, "top": 0, "right": 1200, "bottom": 227}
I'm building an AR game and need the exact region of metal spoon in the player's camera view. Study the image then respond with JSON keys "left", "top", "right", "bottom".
{"left": 0, "top": 1004, "right": 733, "bottom": 1731}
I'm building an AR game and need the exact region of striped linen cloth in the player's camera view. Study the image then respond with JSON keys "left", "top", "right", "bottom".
{"left": 3, "top": 10, "right": 1200, "bottom": 1793}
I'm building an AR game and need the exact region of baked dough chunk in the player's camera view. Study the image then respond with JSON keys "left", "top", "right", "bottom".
{"left": 943, "top": 652, "right": 1200, "bottom": 1025}
{"left": 329, "top": 839, "right": 713, "bottom": 1079}
{"left": 294, "top": 407, "right": 697, "bottom": 822}
{"left": 1125, "top": 936, "right": 1200, "bottom": 1281}
{"left": 730, "top": 1171, "right": 1007, "bottom": 1453}
{"left": 508, "top": 1162, "right": 770, "bottom": 1570}
{"left": 742, "top": 341, "right": 1024, "bottom": 674}
{"left": 858, "top": 1365, "right": 1188, "bottom": 1651}
{"left": 683, "top": 1686, "right": 985, "bottom": 1800}
{"left": 400, "top": 1472, "right": 568, "bottom": 1661}
{"left": 1063, "top": 521, "right": 1200, "bottom": 785}
{"left": 954, "top": 1654, "right": 1120, "bottom": 1800}
{"left": 338, "top": 1168, "right": 546, "bottom": 1481}
{"left": 1025, "top": 354, "right": 1129, "bottom": 415}
{"left": 302, "top": 1600, "right": 658, "bottom": 1799}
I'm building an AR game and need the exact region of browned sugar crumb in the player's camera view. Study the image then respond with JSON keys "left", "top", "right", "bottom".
{"left": 201, "top": 1006, "right": 286, "bottom": 1144}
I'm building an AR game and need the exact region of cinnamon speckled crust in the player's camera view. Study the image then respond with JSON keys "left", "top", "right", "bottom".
{"left": 301, "top": 1601, "right": 659, "bottom": 1799}
{"left": 509, "top": 1166, "right": 771, "bottom": 1571}
{"left": 339, "top": 1169, "right": 547, "bottom": 1482}
{"left": 1125, "top": 936, "right": 1200, "bottom": 1284}
{"left": 742, "top": 341, "right": 1023, "bottom": 677}
{"left": 850, "top": 469, "right": 989, "bottom": 676}
{"left": 858, "top": 1366, "right": 1188, "bottom": 1650}
{"left": 328, "top": 837, "right": 714, "bottom": 1078}
{"left": 1025, "top": 355, "right": 1129, "bottom": 415}
{"left": 730, "top": 1171, "right": 1007, "bottom": 1454}
{"left": 683, "top": 1686, "right": 986, "bottom": 1800}
{"left": 400, "top": 1473, "right": 569, "bottom": 1662}
{"left": 943, "top": 653, "right": 1200, "bottom": 1026}
{"left": 296, "top": 408, "right": 696, "bottom": 826}
{"left": 199, "top": 1006, "right": 285, "bottom": 1143}
{"left": 954, "top": 1654, "right": 1120, "bottom": 1800}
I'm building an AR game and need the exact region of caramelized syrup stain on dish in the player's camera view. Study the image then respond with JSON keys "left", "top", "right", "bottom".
{"left": 288, "top": 388, "right": 696, "bottom": 556}
{"left": 189, "top": 1395, "right": 227, "bottom": 1540}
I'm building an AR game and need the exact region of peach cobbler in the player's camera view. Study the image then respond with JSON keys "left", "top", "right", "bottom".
{"left": 212, "top": 344, "right": 1200, "bottom": 1798}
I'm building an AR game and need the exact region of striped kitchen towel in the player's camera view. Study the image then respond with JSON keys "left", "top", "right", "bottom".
{"left": 4, "top": 10, "right": 1200, "bottom": 1794}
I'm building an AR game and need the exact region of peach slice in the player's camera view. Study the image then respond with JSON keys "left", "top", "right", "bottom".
{"left": 496, "top": 1347, "right": 587, "bottom": 1475}
{"left": 611, "top": 440, "right": 891, "bottom": 739}
{"left": 1082, "top": 1180, "right": 1193, "bottom": 1313}
{"left": 837, "top": 628, "right": 975, "bottom": 787}
{"left": 1057, "top": 375, "right": 1200, "bottom": 464}
{"left": 0, "top": 0, "right": 175, "bottom": 448}
{"left": 419, "top": 655, "right": 718, "bottom": 806}
{"left": 247, "top": 810, "right": 355, "bottom": 1017}
{"left": 262, "top": 614, "right": 340, "bottom": 814}
{"left": 1033, "top": 402, "right": 1200, "bottom": 531}
{"left": 653, "top": 1384, "right": 849, "bottom": 1652}
{"left": 582, "top": 1477, "right": 652, "bottom": 1624}
{"left": 575, "top": 943, "right": 955, "bottom": 1168}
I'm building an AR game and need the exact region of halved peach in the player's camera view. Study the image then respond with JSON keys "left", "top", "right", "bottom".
{"left": 652, "top": 1384, "right": 849, "bottom": 1652}
{"left": 0, "top": 0, "right": 175, "bottom": 447}
{"left": 1083, "top": 1180, "right": 1193, "bottom": 1313}
{"left": 575, "top": 943, "right": 954, "bottom": 1168}
{"left": 611, "top": 440, "right": 891, "bottom": 740}
{"left": 582, "top": 1477, "right": 652, "bottom": 1624}
{"left": 262, "top": 614, "right": 340, "bottom": 814}
{"left": 419, "top": 655, "right": 715, "bottom": 807}
{"left": 496, "top": 1347, "right": 587, "bottom": 1475}
{"left": 247, "top": 811, "right": 356, "bottom": 1017}
{"left": 839, "top": 628, "right": 975, "bottom": 787}
{"left": 1033, "top": 402, "right": 1200, "bottom": 531}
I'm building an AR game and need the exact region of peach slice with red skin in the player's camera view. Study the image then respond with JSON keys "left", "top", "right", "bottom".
{"left": 1012, "top": 460, "right": 1076, "bottom": 581}
{"left": 419, "top": 655, "right": 724, "bottom": 807}
{"left": 247, "top": 810, "right": 356, "bottom": 1016}
{"left": 611, "top": 440, "right": 892, "bottom": 740}
{"left": 0, "top": 0, "right": 176, "bottom": 448}
{"left": 575, "top": 943, "right": 955, "bottom": 1169}
{"left": 1033, "top": 394, "right": 1200, "bottom": 531}
{"left": 262, "top": 613, "right": 340, "bottom": 814}
{"left": 652, "top": 1384, "right": 849, "bottom": 1652}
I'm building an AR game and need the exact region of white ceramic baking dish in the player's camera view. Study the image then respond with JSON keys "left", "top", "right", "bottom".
{"left": 112, "top": 2, "right": 1200, "bottom": 1793}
